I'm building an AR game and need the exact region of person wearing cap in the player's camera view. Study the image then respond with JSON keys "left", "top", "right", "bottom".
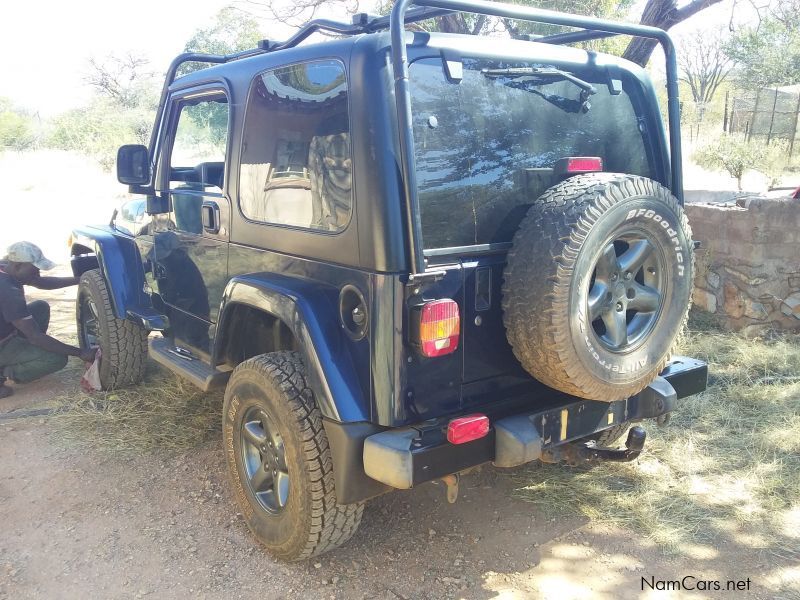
{"left": 0, "top": 242, "right": 97, "bottom": 399}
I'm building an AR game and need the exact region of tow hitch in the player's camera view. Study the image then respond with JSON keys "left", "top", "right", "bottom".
{"left": 541, "top": 426, "right": 646, "bottom": 466}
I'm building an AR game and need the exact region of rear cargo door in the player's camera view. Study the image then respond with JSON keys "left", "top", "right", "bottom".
{"left": 410, "top": 54, "right": 662, "bottom": 408}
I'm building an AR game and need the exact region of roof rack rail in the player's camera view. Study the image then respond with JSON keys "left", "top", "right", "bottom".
{"left": 264, "top": 7, "right": 454, "bottom": 51}
{"left": 148, "top": 49, "right": 263, "bottom": 153}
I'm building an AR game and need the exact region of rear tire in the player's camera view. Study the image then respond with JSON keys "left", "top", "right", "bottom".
{"left": 77, "top": 269, "right": 148, "bottom": 389}
{"left": 503, "top": 174, "right": 693, "bottom": 401}
{"left": 223, "top": 351, "right": 363, "bottom": 560}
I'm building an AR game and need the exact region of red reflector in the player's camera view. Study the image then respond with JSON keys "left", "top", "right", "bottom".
{"left": 447, "top": 414, "right": 490, "bottom": 444}
{"left": 419, "top": 299, "right": 460, "bottom": 357}
{"left": 566, "top": 157, "right": 603, "bottom": 172}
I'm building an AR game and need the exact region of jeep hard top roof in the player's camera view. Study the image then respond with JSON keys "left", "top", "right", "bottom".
{"left": 147, "top": 0, "right": 684, "bottom": 282}
{"left": 172, "top": 31, "right": 651, "bottom": 91}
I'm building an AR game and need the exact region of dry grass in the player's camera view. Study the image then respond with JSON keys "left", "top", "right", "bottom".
{"left": 47, "top": 316, "right": 800, "bottom": 578}
{"left": 513, "top": 320, "right": 800, "bottom": 564}
{"left": 50, "top": 365, "right": 223, "bottom": 454}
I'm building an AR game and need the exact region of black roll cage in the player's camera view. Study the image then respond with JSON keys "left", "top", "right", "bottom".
{"left": 151, "top": 0, "right": 683, "bottom": 279}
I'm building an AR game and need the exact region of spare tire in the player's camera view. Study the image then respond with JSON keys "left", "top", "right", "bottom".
{"left": 502, "top": 173, "right": 693, "bottom": 401}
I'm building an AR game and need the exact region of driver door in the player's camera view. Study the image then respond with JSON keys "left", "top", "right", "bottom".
{"left": 152, "top": 88, "right": 231, "bottom": 356}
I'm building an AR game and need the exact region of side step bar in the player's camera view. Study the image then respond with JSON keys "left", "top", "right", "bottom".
{"left": 149, "top": 337, "right": 232, "bottom": 391}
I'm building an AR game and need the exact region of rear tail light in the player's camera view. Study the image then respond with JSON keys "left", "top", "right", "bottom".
{"left": 447, "top": 414, "right": 490, "bottom": 444}
{"left": 417, "top": 299, "right": 460, "bottom": 357}
{"left": 555, "top": 156, "right": 603, "bottom": 175}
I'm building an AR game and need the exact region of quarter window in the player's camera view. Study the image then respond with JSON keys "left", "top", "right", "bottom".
{"left": 239, "top": 60, "right": 352, "bottom": 232}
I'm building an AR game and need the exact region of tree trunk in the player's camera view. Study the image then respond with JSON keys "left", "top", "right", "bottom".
{"left": 435, "top": 14, "right": 469, "bottom": 34}
{"left": 623, "top": 0, "right": 722, "bottom": 67}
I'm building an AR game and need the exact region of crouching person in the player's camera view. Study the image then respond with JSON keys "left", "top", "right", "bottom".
{"left": 0, "top": 242, "right": 96, "bottom": 399}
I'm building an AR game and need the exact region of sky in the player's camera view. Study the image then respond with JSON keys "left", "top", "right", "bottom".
{"left": 0, "top": 0, "right": 331, "bottom": 115}
{"left": 0, "top": 0, "right": 747, "bottom": 116}
{"left": 1, "top": 0, "right": 229, "bottom": 114}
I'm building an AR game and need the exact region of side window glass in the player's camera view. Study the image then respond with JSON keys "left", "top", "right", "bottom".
{"left": 239, "top": 60, "right": 352, "bottom": 232}
{"left": 168, "top": 95, "right": 229, "bottom": 234}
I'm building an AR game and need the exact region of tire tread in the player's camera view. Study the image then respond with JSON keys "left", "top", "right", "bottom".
{"left": 502, "top": 173, "right": 694, "bottom": 401}
{"left": 229, "top": 352, "right": 363, "bottom": 560}
{"left": 77, "top": 269, "right": 148, "bottom": 389}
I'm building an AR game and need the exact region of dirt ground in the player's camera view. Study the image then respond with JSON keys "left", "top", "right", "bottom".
{"left": 1, "top": 281, "right": 794, "bottom": 600}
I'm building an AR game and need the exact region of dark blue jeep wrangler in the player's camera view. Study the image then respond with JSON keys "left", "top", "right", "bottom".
{"left": 69, "top": 0, "right": 707, "bottom": 560}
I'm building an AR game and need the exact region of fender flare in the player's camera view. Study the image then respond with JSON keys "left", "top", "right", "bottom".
{"left": 215, "top": 274, "right": 369, "bottom": 423}
{"left": 70, "top": 226, "right": 144, "bottom": 320}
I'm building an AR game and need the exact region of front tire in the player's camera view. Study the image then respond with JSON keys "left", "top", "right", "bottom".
{"left": 77, "top": 269, "right": 148, "bottom": 389}
{"left": 223, "top": 352, "right": 363, "bottom": 560}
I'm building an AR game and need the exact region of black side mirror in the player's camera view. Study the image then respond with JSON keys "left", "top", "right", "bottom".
{"left": 117, "top": 144, "right": 150, "bottom": 185}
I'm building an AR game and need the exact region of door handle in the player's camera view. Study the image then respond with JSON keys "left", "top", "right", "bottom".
{"left": 202, "top": 202, "right": 220, "bottom": 234}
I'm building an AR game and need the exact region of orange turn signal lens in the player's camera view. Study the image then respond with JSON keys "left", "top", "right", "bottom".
{"left": 418, "top": 299, "right": 460, "bottom": 357}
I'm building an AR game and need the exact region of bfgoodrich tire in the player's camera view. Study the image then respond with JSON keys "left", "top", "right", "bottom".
{"left": 223, "top": 351, "right": 363, "bottom": 560}
{"left": 77, "top": 269, "right": 148, "bottom": 389}
{"left": 502, "top": 173, "right": 693, "bottom": 401}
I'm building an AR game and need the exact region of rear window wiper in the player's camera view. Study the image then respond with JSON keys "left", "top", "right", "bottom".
{"left": 481, "top": 67, "right": 597, "bottom": 113}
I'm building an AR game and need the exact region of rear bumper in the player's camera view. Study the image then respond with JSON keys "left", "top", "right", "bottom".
{"left": 363, "top": 356, "right": 706, "bottom": 489}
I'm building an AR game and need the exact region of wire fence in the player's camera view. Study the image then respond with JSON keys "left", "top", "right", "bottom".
{"left": 725, "top": 88, "right": 800, "bottom": 156}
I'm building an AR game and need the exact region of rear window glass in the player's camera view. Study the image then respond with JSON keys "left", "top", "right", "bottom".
{"left": 410, "top": 57, "right": 654, "bottom": 250}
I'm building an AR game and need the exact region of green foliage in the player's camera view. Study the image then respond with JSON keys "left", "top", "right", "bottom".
{"left": 376, "top": 0, "right": 634, "bottom": 54}
{"left": 694, "top": 134, "right": 787, "bottom": 191}
{"left": 511, "top": 0, "right": 636, "bottom": 38}
{"left": 181, "top": 7, "right": 263, "bottom": 75}
{"left": 28, "top": 8, "right": 263, "bottom": 170}
{"left": 760, "top": 139, "right": 791, "bottom": 188}
{"left": 47, "top": 98, "right": 153, "bottom": 170}
{"left": 37, "top": 52, "right": 159, "bottom": 169}
{"left": 0, "top": 97, "right": 37, "bottom": 151}
{"left": 725, "top": 17, "right": 800, "bottom": 88}
{"left": 173, "top": 100, "right": 229, "bottom": 160}
{"left": 178, "top": 7, "right": 264, "bottom": 140}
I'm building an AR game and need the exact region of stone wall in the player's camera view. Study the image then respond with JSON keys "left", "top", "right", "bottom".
{"left": 685, "top": 197, "right": 800, "bottom": 336}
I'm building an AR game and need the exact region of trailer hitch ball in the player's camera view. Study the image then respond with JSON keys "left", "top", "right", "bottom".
{"left": 588, "top": 425, "right": 646, "bottom": 462}
{"left": 626, "top": 425, "right": 646, "bottom": 453}
{"left": 544, "top": 424, "right": 648, "bottom": 464}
